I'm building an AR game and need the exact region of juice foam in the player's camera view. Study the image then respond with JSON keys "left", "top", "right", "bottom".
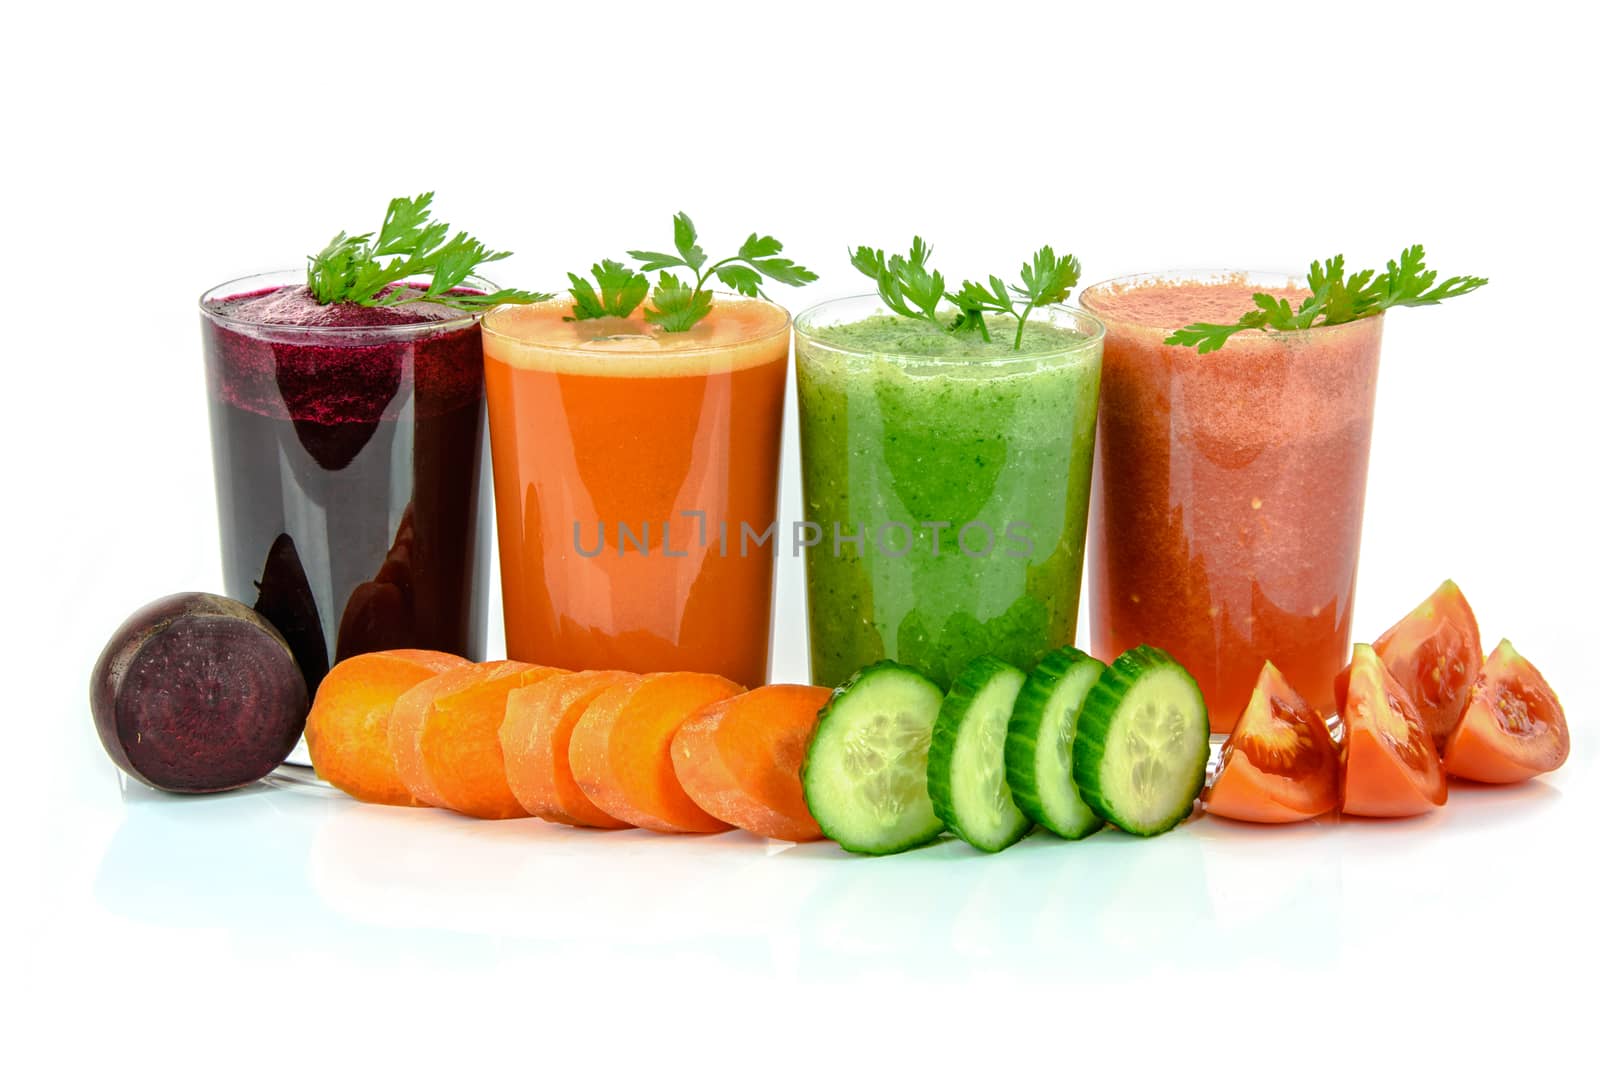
{"left": 483, "top": 297, "right": 791, "bottom": 376}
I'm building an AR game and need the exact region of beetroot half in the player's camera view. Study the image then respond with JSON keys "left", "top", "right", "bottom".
{"left": 91, "top": 592, "right": 309, "bottom": 792}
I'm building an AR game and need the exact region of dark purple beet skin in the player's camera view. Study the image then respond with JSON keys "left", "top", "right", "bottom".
{"left": 90, "top": 593, "right": 309, "bottom": 793}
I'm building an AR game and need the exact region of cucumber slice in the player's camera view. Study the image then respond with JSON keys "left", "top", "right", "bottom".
{"left": 1073, "top": 645, "right": 1208, "bottom": 836}
{"left": 1004, "top": 646, "right": 1106, "bottom": 840}
{"left": 802, "top": 661, "right": 946, "bottom": 855}
{"left": 928, "top": 656, "right": 1031, "bottom": 852}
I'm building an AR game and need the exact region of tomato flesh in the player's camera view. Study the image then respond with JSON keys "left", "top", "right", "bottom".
{"left": 1204, "top": 661, "right": 1338, "bottom": 823}
{"left": 1371, "top": 580, "right": 1482, "bottom": 751}
{"left": 1340, "top": 643, "right": 1446, "bottom": 818}
{"left": 1443, "top": 639, "right": 1569, "bottom": 783}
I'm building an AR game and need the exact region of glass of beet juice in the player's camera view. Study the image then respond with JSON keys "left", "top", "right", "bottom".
{"left": 1079, "top": 271, "right": 1382, "bottom": 733}
{"left": 199, "top": 269, "right": 492, "bottom": 745}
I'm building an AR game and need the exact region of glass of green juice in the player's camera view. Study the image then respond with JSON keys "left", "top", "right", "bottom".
{"left": 794, "top": 295, "right": 1105, "bottom": 688}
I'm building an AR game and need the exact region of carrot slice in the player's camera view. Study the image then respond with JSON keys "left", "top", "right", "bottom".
{"left": 422, "top": 663, "right": 563, "bottom": 819}
{"left": 501, "top": 670, "right": 637, "bottom": 828}
{"left": 671, "top": 684, "right": 830, "bottom": 841}
{"left": 305, "top": 650, "right": 469, "bottom": 805}
{"left": 568, "top": 672, "right": 745, "bottom": 833}
{"left": 389, "top": 660, "right": 528, "bottom": 810}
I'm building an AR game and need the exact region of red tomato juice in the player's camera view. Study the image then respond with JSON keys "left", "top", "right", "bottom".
{"left": 1081, "top": 273, "right": 1383, "bottom": 731}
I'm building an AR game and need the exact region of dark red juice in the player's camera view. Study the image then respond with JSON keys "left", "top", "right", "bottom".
{"left": 201, "top": 279, "right": 489, "bottom": 701}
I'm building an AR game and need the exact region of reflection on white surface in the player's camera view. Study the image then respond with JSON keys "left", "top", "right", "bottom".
{"left": 83, "top": 770, "right": 1572, "bottom": 985}
{"left": 30, "top": 691, "right": 1597, "bottom": 1066}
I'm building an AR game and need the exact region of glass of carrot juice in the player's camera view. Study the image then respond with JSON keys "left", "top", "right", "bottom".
{"left": 480, "top": 293, "right": 789, "bottom": 688}
{"left": 1079, "top": 271, "right": 1384, "bottom": 732}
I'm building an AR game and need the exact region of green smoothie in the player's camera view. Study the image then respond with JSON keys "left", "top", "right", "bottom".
{"left": 795, "top": 301, "right": 1103, "bottom": 688}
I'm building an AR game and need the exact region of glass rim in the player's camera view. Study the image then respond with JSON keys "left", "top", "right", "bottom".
{"left": 792, "top": 292, "right": 1105, "bottom": 365}
{"left": 198, "top": 268, "right": 496, "bottom": 335}
{"left": 479, "top": 289, "right": 793, "bottom": 354}
{"left": 1079, "top": 269, "right": 1387, "bottom": 337}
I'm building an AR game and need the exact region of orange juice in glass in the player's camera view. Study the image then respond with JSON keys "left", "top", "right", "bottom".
{"left": 481, "top": 294, "right": 789, "bottom": 687}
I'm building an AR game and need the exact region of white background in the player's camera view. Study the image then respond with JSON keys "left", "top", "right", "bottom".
{"left": 5, "top": 1, "right": 1598, "bottom": 1063}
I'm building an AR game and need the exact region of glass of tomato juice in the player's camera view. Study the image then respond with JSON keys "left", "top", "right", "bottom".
{"left": 480, "top": 293, "right": 790, "bottom": 688}
{"left": 1079, "top": 271, "right": 1384, "bottom": 732}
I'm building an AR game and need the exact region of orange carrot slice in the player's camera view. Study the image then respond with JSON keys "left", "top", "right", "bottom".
{"left": 389, "top": 660, "right": 528, "bottom": 810}
{"left": 568, "top": 672, "right": 745, "bottom": 833}
{"left": 501, "top": 670, "right": 637, "bottom": 828}
{"left": 421, "top": 663, "right": 563, "bottom": 819}
{"left": 305, "top": 649, "right": 469, "bottom": 805}
{"left": 671, "top": 684, "right": 830, "bottom": 841}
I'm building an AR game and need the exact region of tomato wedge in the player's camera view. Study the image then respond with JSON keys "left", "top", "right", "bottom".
{"left": 1371, "top": 579, "right": 1482, "bottom": 751}
{"left": 1443, "top": 639, "right": 1569, "bottom": 783}
{"left": 1338, "top": 643, "right": 1446, "bottom": 818}
{"left": 1203, "top": 661, "right": 1339, "bottom": 823}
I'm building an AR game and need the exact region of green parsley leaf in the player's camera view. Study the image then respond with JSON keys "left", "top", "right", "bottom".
{"left": 748, "top": 255, "right": 819, "bottom": 287}
{"left": 714, "top": 263, "right": 765, "bottom": 297}
{"left": 850, "top": 244, "right": 918, "bottom": 320}
{"left": 892, "top": 240, "right": 948, "bottom": 321}
{"left": 565, "top": 259, "right": 650, "bottom": 320}
{"left": 1369, "top": 244, "right": 1489, "bottom": 310}
{"left": 738, "top": 233, "right": 784, "bottom": 260}
{"left": 673, "top": 212, "right": 708, "bottom": 274}
{"left": 373, "top": 193, "right": 447, "bottom": 256}
{"left": 737, "top": 232, "right": 819, "bottom": 288}
{"left": 600, "top": 213, "right": 815, "bottom": 331}
{"left": 627, "top": 249, "right": 687, "bottom": 271}
{"left": 1164, "top": 319, "right": 1262, "bottom": 354}
{"left": 1016, "top": 246, "right": 1081, "bottom": 309}
{"left": 987, "top": 275, "right": 1017, "bottom": 315}
{"left": 947, "top": 278, "right": 1010, "bottom": 339}
{"left": 995, "top": 245, "right": 1082, "bottom": 348}
{"left": 852, "top": 239, "right": 1084, "bottom": 350}
{"left": 851, "top": 238, "right": 947, "bottom": 325}
{"left": 305, "top": 193, "right": 551, "bottom": 311}
{"left": 441, "top": 287, "right": 553, "bottom": 308}
{"left": 642, "top": 273, "right": 714, "bottom": 331}
{"left": 1166, "top": 245, "right": 1487, "bottom": 352}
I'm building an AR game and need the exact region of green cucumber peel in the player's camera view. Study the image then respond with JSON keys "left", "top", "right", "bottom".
{"left": 801, "top": 660, "right": 946, "bottom": 856}
{"left": 1004, "top": 646, "right": 1107, "bottom": 840}
{"left": 928, "top": 655, "right": 1032, "bottom": 853}
{"left": 1072, "top": 645, "right": 1209, "bottom": 837}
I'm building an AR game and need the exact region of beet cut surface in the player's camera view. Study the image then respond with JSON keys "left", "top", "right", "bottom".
{"left": 90, "top": 593, "right": 309, "bottom": 792}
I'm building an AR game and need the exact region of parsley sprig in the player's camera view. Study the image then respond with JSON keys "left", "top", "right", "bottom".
{"left": 848, "top": 238, "right": 947, "bottom": 327}
{"left": 1165, "top": 245, "right": 1488, "bottom": 353}
{"left": 306, "top": 193, "right": 552, "bottom": 311}
{"left": 567, "top": 259, "right": 649, "bottom": 320}
{"left": 849, "top": 238, "right": 1082, "bottom": 351}
{"left": 564, "top": 212, "right": 816, "bottom": 331}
